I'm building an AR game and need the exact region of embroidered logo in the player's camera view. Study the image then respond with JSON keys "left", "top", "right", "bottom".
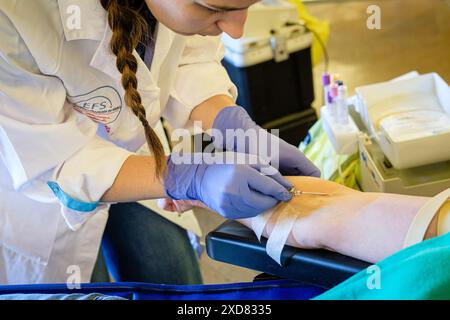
{"left": 68, "top": 86, "right": 122, "bottom": 125}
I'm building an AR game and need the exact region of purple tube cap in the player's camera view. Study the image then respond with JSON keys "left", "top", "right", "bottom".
{"left": 322, "top": 72, "right": 331, "bottom": 85}
{"left": 327, "top": 92, "right": 334, "bottom": 104}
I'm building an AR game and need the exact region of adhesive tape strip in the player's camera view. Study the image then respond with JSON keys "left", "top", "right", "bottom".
{"left": 265, "top": 202, "right": 300, "bottom": 266}
{"left": 251, "top": 209, "right": 274, "bottom": 241}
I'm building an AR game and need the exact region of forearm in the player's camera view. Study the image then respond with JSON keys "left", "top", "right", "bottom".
{"left": 321, "top": 193, "right": 429, "bottom": 263}
{"left": 238, "top": 177, "right": 432, "bottom": 264}
{"left": 101, "top": 155, "right": 166, "bottom": 202}
{"left": 189, "top": 94, "right": 235, "bottom": 130}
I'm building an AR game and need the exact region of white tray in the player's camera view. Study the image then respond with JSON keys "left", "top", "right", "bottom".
{"left": 355, "top": 73, "right": 450, "bottom": 169}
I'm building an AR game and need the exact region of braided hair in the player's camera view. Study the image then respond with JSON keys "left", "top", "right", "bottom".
{"left": 100, "top": 0, "right": 165, "bottom": 177}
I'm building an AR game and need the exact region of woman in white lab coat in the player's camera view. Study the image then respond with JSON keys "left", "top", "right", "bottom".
{"left": 0, "top": 0, "right": 319, "bottom": 284}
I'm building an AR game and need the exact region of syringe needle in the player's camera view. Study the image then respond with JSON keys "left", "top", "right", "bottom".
{"left": 296, "top": 191, "right": 329, "bottom": 196}
{"left": 289, "top": 187, "right": 329, "bottom": 197}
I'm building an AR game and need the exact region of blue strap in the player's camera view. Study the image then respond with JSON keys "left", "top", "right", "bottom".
{"left": 47, "top": 181, "right": 99, "bottom": 213}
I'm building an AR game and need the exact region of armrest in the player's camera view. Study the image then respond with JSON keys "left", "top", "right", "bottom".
{"left": 206, "top": 220, "right": 371, "bottom": 289}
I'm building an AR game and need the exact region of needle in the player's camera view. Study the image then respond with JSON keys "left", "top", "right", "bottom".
{"left": 289, "top": 187, "right": 329, "bottom": 197}
{"left": 294, "top": 191, "right": 329, "bottom": 196}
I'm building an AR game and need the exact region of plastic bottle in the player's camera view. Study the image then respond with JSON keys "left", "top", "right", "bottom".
{"left": 336, "top": 85, "right": 349, "bottom": 125}
{"left": 329, "top": 83, "right": 339, "bottom": 119}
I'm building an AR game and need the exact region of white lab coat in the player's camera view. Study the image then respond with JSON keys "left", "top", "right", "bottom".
{"left": 0, "top": 0, "right": 237, "bottom": 284}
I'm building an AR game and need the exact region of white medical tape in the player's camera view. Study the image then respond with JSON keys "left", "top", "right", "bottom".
{"left": 265, "top": 202, "right": 300, "bottom": 266}
{"left": 251, "top": 209, "right": 274, "bottom": 241}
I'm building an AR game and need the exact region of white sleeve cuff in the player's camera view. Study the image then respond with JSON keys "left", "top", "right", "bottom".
{"left": 47, "top": 137, "right": 133, "bottom": 230}
{"left": 437, "top": 201, "right": 450, "bottom": 236}
{"left": 403, "top": 188, "right": 450, "bottom": 248}
{"left": 163, "top": 63, "right": 238, "bottom": 130}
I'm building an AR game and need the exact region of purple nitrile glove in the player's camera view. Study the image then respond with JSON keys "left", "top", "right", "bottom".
{"left": 212, "top": 106, "right": 321, "bottom": 177}
{"left": 164, "top": 152, "right": 293, "bottom": 219}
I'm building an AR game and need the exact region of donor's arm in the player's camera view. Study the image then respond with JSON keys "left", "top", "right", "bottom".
{"left": 160, "top": 177, "right": 434, "bottom": 263}
{"left": 238, "top": 177, "right": 431, "bottom": 263}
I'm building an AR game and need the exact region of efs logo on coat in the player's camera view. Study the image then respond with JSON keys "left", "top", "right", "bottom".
{"left": 69, "top": 86, "right": 123, "bottom": 125}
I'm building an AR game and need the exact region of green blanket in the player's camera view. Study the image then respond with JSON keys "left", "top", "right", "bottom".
{"left": 315, "top": 232, "right": 450, "bottom": 300}
{"left": 300, "top": 119, "right": 361, "bottom": 190}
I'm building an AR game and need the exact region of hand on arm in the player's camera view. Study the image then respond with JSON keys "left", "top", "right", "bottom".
{"left": 163, "top": 177, "right": 433, "bottom": 263}
{"left": 101, "top": 95, "right": 236, "bottom": 203}
{"left": 189, "top": 97, "right": 320, "bottom": 177}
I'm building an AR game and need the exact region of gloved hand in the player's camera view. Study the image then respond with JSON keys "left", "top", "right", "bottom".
{"left": 164, "top": 152, "right": 293, "bottom": 219}
{"left": 212, "top": 106, "right": 320, "bottom": 177}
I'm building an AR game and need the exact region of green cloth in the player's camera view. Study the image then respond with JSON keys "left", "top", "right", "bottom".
{"left": 315, "top": 232, "right": 450, "bottom": 300}
{"left": 300, "top": 120, "right": 361, "bottom": 190}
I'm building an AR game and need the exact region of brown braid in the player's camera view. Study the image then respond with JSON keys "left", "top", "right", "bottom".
{"left": 100, "top": 0, "right": 165, "bottom": 178}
